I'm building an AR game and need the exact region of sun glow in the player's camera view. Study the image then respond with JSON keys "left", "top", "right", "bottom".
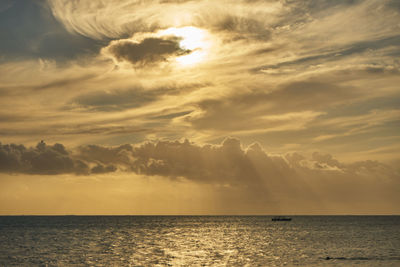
{"left": 158, "top": 26, "right": 212, "bottom": 66}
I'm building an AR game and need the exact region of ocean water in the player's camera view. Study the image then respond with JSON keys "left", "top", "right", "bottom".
{"left": 0, "top": 216, "right": 399, "bottom": 266}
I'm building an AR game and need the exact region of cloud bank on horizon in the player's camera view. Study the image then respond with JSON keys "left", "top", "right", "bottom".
{"left": 1, "top": 138, "right": 399, "bottom": 214}
{"left": 0, "top": 0, "right": 399, "bottom": 213}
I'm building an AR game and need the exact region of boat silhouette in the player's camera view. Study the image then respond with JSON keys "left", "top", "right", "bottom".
{"left": 271, "top": 216, "right": 292, "bottom": 221}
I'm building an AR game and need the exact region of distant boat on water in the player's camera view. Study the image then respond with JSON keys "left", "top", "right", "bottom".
{"left": 272, "top": 216, "right": 292, "bottom": 221}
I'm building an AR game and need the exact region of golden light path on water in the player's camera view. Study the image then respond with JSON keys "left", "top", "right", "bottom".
{"left": 158, "top": 26, "right": 212, "bottom": 66}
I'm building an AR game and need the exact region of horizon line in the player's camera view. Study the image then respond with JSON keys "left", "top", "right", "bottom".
{"left": 1, "top": 214, "right": 399, "bottom": 216}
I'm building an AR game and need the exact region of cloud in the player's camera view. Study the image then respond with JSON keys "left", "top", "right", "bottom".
{"left": 0, "top": 0, "right": 103, "bottom": 62}
{"left": 1, "top": 138, "right": 399, "bottom": 213}
{"left": 69, "top": 81, "right": 208, "bottom": 112}
{"left": 91, "top": 163, "right": 117, "bottom": 174}
{"left": 197, "top": 14, "right": 272, "bottom": 41}
{"left": 77, "top": 144, "right": 134, "bottom": 166}
{"left": 70, "top": 87, "right": 164, "bottom": 111}
{"left": 130, "top": 137, "right": 270, "bottom": 184}
{"left": 185, "top": 81, "right": 355, "bottom": 132}
{"left": 0, "top": 141, "right": 89, "bottom": 175}
{"left": 47, "top": 0, "right": 281, "bottom": 40}
{"left": 256, "top": 35, "right": 400, "bottom": 72}
{"left": 0, "top": 0, "right": 399, "bottom": 166}
{"left": 1, "top": 138, "right": 398, "bottom": 185}
{"left": 104, "top": 36, "right": 191, "bottom": 66}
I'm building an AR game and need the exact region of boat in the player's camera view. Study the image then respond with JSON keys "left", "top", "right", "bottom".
{"left": 271, "top": 216, "right": 292, "bottom": 221}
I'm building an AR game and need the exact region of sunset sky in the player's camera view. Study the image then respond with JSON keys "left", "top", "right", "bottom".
{"left": 0, "top": 0, "right": 399, "bottom": 215}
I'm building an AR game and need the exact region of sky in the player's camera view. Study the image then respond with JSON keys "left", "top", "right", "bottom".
{"left": 0, "top": 0, "right": 399, "bottom": 215}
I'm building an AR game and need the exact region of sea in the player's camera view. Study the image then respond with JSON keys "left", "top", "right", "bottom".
{"left": 0, "top": 216, "right": 399, "bottom": 266}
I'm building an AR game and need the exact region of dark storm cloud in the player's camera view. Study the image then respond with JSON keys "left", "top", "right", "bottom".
{"left": 129, "top": 137, "right": 397, "bottom": 188}
{"left": 0, "top": 138, "right": 291, "bottom": 181}
{"left": 0, "top": 0, "right": 104, "bottom": 62}
{"left": 0, "top": 141, "right": 89, "bottom": 175}
{"left": 106, "top": 37, "right": 191, "bottom": 65}
{"left": 130, "top": 138, "right": 281, "bottom": 184}
{"left": 1, "top": 138, "right": 398, "bottom": 207}
{"left": 0, "top": 141, "right": 128, "bottom": 175}
{"left": 91, "top": 163, "right": 117, "bottom": 174}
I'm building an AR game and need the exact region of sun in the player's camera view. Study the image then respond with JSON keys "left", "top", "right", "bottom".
{"left": 158, "top": 26, "right": 212, "bottom": 66}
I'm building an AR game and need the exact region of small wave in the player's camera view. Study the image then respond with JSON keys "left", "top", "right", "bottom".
{"left": 325, "top": 256, "right": 369, "bottom": 261}
{"left": 323, "top": 256, "right": 400, "bottom": 261}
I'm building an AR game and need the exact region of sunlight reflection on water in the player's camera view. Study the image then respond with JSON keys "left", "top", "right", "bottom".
{"left": 1, "top": 216, "right": 399, "bottom": 266}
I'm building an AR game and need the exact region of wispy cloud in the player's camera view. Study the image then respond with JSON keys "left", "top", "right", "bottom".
{"left": 0, "top": 0, "right": 399, "bottom": 163}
